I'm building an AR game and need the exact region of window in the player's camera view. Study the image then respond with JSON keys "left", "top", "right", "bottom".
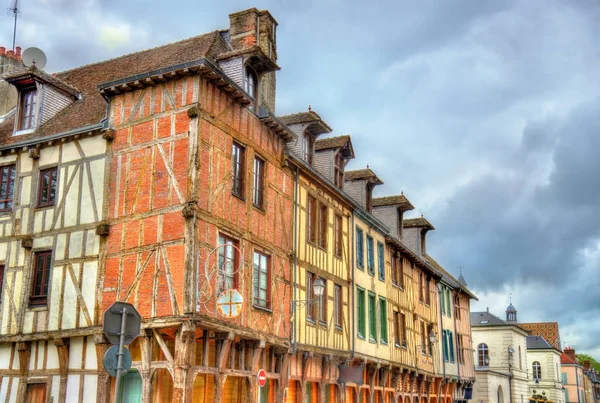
{"left": 0, "top": 164, "right": 16, "bottom": 212}
{"left": 448, "top": 330, "right": 455, "bottom": 362}
{"left": 519, "top": 346, "right": 522, "bottom": 370}
{"left": 442, "top": 330, "right": 449, "bottom": 361}
{"left": 318, "top": 277, "right": 327, "bottom": 325}
{"left": 306, "top": 271, "right": 317, "bottom": 322}
{"left": 253, "top": 251, "right": 270, "bottom": 309}
{"left": 379, "top": 297, "right": 387, "bottom": 344}
{"left": 562, "top": 373, "right": 568, "bottom": 384}
{"left": 455, "top": 295, "right": 461, "bottom": 320}
{"left": 425, "top": 276, "right": 431, "bottom": 305}
{"left": 394, "top": 311, "right": 401, "bottom": 347}
{"left": 457, "top": 335, "right": 465, "bottom": 364}
{"left": 445, "top": 287, "right": 451, "bottom": 317}
{"left": 377, "top": 242, "right": 385, "bottom": 281}
{"left": 231, "top": 142, "right": 245, "bottom": 198}
{"left": 368, "top": 292, "right": 377, "bottom": 342}
{"left": 400, "top": 313, "right": 407, "bottom": 347}
{"left": 533, "top": 361, "right": 542, "bottom": 380}
{"left": 303, "top": 132, "right": 314, "bottom": 164}
{"left": 307, "top": 195, "right": 317, "bottom": 244}
{"left": 478, "top": 343, "right": 489, "bottom": 367}
{"left": 367, "top": 235, "right": 374, "bottom": 275}
{"left": 334, "top": 284, "right": 342, "bottom": 329}
{"left": 118, "top": 370, "right": 143, "bottom": 402}
{"left": 334, "top": 151, "right": 344, "bottom": 188}
{"left": 318, "top": 203, "right": 327, "bottom": 249}
{"left": 253, "top": 157, "right": 265, "bottom": 209}
{"left": 356, "top": 227, "right": 364, "bottom": 269}
{"left": 19, "top": 88, "right": 37, "bottom": 130}
{"left": 392, "top": 253, "right": 404, "bottom": 288}
{"left": 419, "top": 272, "right": 424, "bottom": 303}
{"left": 31, "top": 251, "right": 52, "bottom": 306}
{"left": 244, "top": 66, "right": 258, "bottom": 110}
{"left": 441, "top": 287, "right": 447, "bottom": 315}
{"left": 420, "top": 321, "right": 427, "bottom": 355}
{"left": 38, "top": 167, "right": 58, "bottom": 207}
{"left": 218, "top": 234, "right": 239, "bottom": 292}
{"left": 357, "top": 287, "right": 365, "bottom": 338}
{"left": 0, "top": 264, "right": 4, "bottom": 303}
{"left": 334, "top": 214, "right": 343, "bottom": 257}
{"left": 420, "top": 231, "right": 426, "bottom": 254}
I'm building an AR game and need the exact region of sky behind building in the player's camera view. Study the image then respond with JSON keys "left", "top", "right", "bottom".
{"left": 2, "top": 0, "right": 599, "bottom": 357}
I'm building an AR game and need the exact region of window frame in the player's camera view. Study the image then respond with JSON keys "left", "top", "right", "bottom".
{"left": 366, "top": 235, "right": 374, "bottom": 275}
{"left": 303, "top": 132, "right": 314, "bottom": 164}
{"left": 425, "top": 275, "right": 431, "bottom": 306}
{"left": 379, "top": 297, "right": 387, "bottom": 344}
{"left": 420, "top": 321, "right": 427, "bottom": 355}
{"left": 244, "top": 65, "right": 258, "bottom": 111}
{"left": 30, "top": 251, "right": 52, "bottom": 306}
{"left": 252, "top": 250, "right": 271, "bottom": 310}
{"left": 307, "top": 195, "right": 317, "bottom": 244}
{"left": 318, "top": 203, "right": 328, "bottom": 249}
{"left": 253, "top": 156, "right": 265, "bottom": 209}
{"left": 306, "top": 271, "right": 317, "bottom": 322}
{"left": 37, "top": 167, "right": 58, "bottom": 207}
{"left": 0, "top": 164, "right": 16, "bottom": 212}
{"left": 318, "top": 277, "right": 327, "bottom": 326}
{"left": 377, "top": 241, "right": 385, "bottom": 281}
{"left": 356, "top": 226, "right": 364, "bottom": 269}
{"left": 334, "top": 151, "right": 344, "bottom": 188}
{"left": 19, "top": 87, "right": 37, "bottom": 131}
{"left": 533, "top": 361, "right": 542, "bottom": 380}
{"left": 334, "top": 284, "right": 342, "bottom": 330}
{"left": 217, "top": 234, "right": 240, "bottom": 293}
{"left": 478, "top": 343, "right": 489, "bottom": 367}
{"left": 0, "top": 264, "right": 4, "bottom": 303}
{"left": 231, "top": 142, "right": 246, "bottom": 199}
{"left": 419, "top": 272, "right": 424, "bottom": 303}
{"left": 334, "top": 214, "right": 343, "bottom": 258}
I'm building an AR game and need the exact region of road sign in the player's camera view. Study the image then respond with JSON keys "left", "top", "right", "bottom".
{"left": 257, "top": 368, "right": 267, "bottom": 388}
{"left": 216, "top": 289, "right": 244, "bottom": 318}
{"left": 103, "top": 302, "right": 141, "bottom": 345}
{"left": 103, "top": 345, "right": 132, "bottom": 377}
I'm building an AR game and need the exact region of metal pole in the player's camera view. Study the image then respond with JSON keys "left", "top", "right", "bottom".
{"left": 113, "top": 307, "right": 128, "bottom": 403}
{"left": 12, "top": 9, "right": 17, "bottom": 51}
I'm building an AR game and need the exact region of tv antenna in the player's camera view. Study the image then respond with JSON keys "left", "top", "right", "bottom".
{"left": 7, "top": 0, "right": 20, "bottom": 51}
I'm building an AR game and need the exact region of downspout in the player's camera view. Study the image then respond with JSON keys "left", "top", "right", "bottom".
{"left": 509, "top": 358, "right": 514, "bottom": 403}
{"left": 351, "top": 211, "right": 356, "bottom": 359}
{"left": 576, "top": 366, "right": 581, "bottom": 403}
{"left": 292, "top": 165, "right": 299, "bottom": 354}
{"left": 453, "top": 290, "right": 461, "bottom": 400}
{"left": 438, "top": 283, "right": 446, "bottom": 403}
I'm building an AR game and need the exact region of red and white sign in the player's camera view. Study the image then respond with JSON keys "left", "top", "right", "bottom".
{"left": 257, "top": 369, "right": 267, "bottom": 388}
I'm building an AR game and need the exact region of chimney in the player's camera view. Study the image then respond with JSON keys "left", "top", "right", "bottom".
{"left": 6, "top": 50, "right": 14, "bottom": 58}
{"left": 0, "top": 47, "right": 5, "bottom": 56}
{"left": 584, "top": 361, "right": 591, "bottom": 370}
{"left": 564, "top": 347, "right": 577, "bottom": 362}
{"left": 0, "top": 44, "right": 24, "bottom": 120}
{"left": 227, "top": 8, "right": 278, "bottom": 113}
{"left": 15, "top": 46, "right": 21, "bottom": 61}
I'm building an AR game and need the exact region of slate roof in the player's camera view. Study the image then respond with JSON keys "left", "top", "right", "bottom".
{"left": 372, "top": 195, "right": 415, "bottom": 211}
{"left": 404, "top": 217, "right": 435, "bottom": 230}
{"left": 520, "top": 322, "right": 562, "bottom": 352}
{"left": 279, "top": 110, "right": 332, "bottom": 134}
{"left": 470, "top": 311, "right": 507, "bottom": 327}
{"left": 527, "top": 336, "right": 555, "bottom": 350}
{"left": 0, "top": 30, "right": 227, "bottom": 145}
{"left": 425, "top": 254, "right": 478, "bottom": 300}
{"left": 344, "top": 168, "right": 383, "bottom": 184}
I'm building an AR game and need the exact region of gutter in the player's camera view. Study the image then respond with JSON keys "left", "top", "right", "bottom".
{"left": 438, "top": 282, "right": 446, "bottom": 403}
{"left": 0, "top": 122, "right": 104, "bottom": 152}
{"left": 292, "top": 166, "right": 299, "bottom": 354}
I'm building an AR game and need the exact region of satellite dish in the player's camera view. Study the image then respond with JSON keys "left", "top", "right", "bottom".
{"left": 22, "top": 47, "right": 47, "bottom": 70}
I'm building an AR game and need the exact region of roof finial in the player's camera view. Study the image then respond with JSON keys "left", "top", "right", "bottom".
{"left": 486, "top": 307, "right": 489, "bottom": 313}
{"left": 401, "top": 190, "right": 404, "bottom": 195}
{"left": 366, "top": 163, "right": 369, "bottom": 169}
{"left": 421, "top": 213, "right": 424, "bottom": 218}
{"left": 509, "top": 292, "right": 512, "bottom": 304}
{"left": 308, "top": 105, "right": 312, "bottom": 112}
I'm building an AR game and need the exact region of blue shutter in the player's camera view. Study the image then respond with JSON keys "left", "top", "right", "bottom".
{"left": 449, "top": 331, "right": 455, "bottom": 362}
{"left": 442, "top": 330, "right": 449, "bottom": 362}
{"left": 356, "top": 227, "right": 364, "bottom": 269}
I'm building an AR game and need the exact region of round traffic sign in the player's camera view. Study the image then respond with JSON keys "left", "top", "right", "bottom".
{"left": 257, "top": 368, "right": 267, "bottom": 388}
{"left": 103, "top": 345, "right": 132, "bottom": 377}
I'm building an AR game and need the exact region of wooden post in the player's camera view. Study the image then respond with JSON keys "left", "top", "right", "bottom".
{"left": 139, "top": 331, "right": 154, "bottom": 403}
{"left": 275, "top": 349, "right": 290, "bottom": 403}
{"left": 172, "top": 322, "right": 196, "bottom": 403}
{"left": 54, "top": 338, "right": 70, "bottom": 403}
{"left": 16, "top": 342, "right": 30, "bottom": 403}
{"left": 94, "top": 334, "right": 111, "bottom": 403}
{"left": 214, "top": 373, "right": 227, "bottom": 403}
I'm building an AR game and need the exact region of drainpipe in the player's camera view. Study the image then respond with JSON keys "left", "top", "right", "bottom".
{"left": 453, "top": 289, "right": 461, "bottom": 400}
{"left": 292, "top": 166, "right": 299, "bottom": 354}
{"left": 351, "top": 211, "right": 356, "bottom": 360}
{"left": 438, "top": 283, "right": 446, "bottom": 403}
{"left": 509, "top": 357, "right": 514, "bottom": 403}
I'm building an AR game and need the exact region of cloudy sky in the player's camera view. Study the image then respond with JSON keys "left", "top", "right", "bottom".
{"left": 2, "top": 0, "right": 599, "bottom": 356}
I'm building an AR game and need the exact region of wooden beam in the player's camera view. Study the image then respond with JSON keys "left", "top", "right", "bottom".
{"left": 152, "top": 329, "right": 174, "bottom": 363}
{"left": 215, "top": 332, "right": 234, "bottom": 372}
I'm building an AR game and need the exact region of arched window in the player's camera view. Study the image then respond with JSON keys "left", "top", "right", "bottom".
{"left": 244, "top": 66, "right": 258, "bottom": 109}
{"left": 478, "top": 343, "right": 489, "bottom": 367}
{"left": 533, "top": 361, "right": 542, "bottom": 380}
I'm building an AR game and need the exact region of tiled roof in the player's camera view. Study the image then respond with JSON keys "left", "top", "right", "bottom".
{"left": 279, "top": 110, "right": 332, "bottom": 134}
{"left": 344, "top": 168, "right": 383, "bottom": 184}
{"left": 372, "top": 195, "right": 414, "bottom": 211}
{"left": 315, "top": 135, "right": 350, "bottom": 151}
{"left": 4, "top": 66, "right": 80, "bottom": 97}
{"left": 0, "top": 30, "right": 226, "bottom": 145}
{"left": 404, "top": 217, "right": 435, "bottom": 230}
{"left": 527, "top": 336, "right": 555, "bottom": 350}
{"left": 520, "top": 322, "right": 562, "bottom": 351}
{"left": 562, "top": 351, "right": 580, "bottom": 365}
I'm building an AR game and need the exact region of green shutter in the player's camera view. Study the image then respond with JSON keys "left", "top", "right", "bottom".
{"left": 368, "top": 292, "right": 376, "bottom": 341}
{"left": 357, "top": 288, "right": 365, "bottom": 338}
{"left": 449, "top": 331, "right": 455, "bottom": 362}
{"left": 442, "top": 330, "right": 449, "bottom": 362}
{"left": 379, "top": 298, "right": 387, "bottom": 343}
{"left": 446, "top": 288, "right": 452, "bottom": 317}
{"left": 441, "top": 287, "right": 446, "bottom": 315}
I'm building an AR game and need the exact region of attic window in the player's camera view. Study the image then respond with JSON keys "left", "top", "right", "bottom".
{"left": 480, "top": 320, "right": 489, "bottom": 324}
{"left": 303, "top": 132, "right": 314, "bottom": 165}
{"left": 244, "top": 66, "right": 258, "bottom": 111}
{"left": 19, "top": 87, "right": 37, "bottom": 131}
{"left": 334, "top": 151, "right": 344, "bottom": 188}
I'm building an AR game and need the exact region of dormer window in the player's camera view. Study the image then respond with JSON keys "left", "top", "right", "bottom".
{"left": 244, "top": 66, "right": 258, "bottom": 110}
{"left": 334, "top": 151, "right": 344, "bottom": 188}
{"left": 19, "top": 87, "right": 37, "bottom": 131}
{"left": 303, "top": 132, "right": 314, "bottom": 164}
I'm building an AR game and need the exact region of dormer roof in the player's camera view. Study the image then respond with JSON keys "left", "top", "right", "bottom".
{"left": 404, "top": 217, "right": 435, "bottom": 230}
{"left": 279, "top": 110, "right": 332, "bottom": 136}
{"left": 4, "top": 66, "right": 80, "bottom": 97}
{"left": 345, "top": 168, "right": 383, "bottom": 184}
{"left": 372, "top": 195, "right": 414, "bottom": 211}
{"left": 314, "top": 134, "right": 354, "bottom": 158}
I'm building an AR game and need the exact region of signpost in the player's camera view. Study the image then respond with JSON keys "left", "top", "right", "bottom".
{"left": 257, "top": 368, "right": 267, "bottom": 402}
{"left": 103, "top": 302, "right": 141, "bottom": 402}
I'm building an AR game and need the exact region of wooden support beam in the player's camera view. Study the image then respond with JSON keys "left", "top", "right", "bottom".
{"left": 152, "top": 329, "right": 174, "bottom": 363}
{"left": 250, "top": 340, "right": 265, "bottom": 372}
{"left": 16, "top": 342, "right": 31, "bottom": 403}
{"left": 172, "top": 321, "right": 196, "bottom": 403}
{"left": 54, "top": 338, "right": 69, "bottom": 403}
{"left": 139, "top": 331, "right": 154, "bottom": 403}
{"left": 215, "top": 332, "right": 234, "bottom": 373}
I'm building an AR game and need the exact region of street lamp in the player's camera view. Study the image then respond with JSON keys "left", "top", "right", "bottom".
{"left": 291, "top": 277, "right": 325, "bottom": 312}
{"left": 416, "top": 331, "right": 438, "bottom": 355}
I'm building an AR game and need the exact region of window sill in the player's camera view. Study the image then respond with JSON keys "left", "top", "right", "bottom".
{"left": 252, "top": 304, "right": 272, "bottom": 314}
{"left": 334, "top": 325, "right": 342, "bottom": 332}
{"left": 306, "top": 318, "right": 316, "bottom": 327}
{"left": 252, "top": 204, "right": 266, "bottom": 215}
{"left": 378, "top": 276, "right": 385, "bottom": 282}
{"left": 357, "top": 334, "right": 365, "bottom": 340}
{"left": 28, "top": 304, "right": 48, "bottom": 311}
{"left": 36, "top": 203, "right": 55, "bottom": 210}
{"left": 318, "top": 320, "right": 327, "bottom": 327}
{"left": 334, "top": 254, "right": 342, "bottom": 261}
{"left": 369, "top": 337, "right": 377, "bottom": 344}
{"left": 14, "top": 128, "right": 35, "bottom": 137}
{"left": 357, "top": 266, "right": 364, "bottom": 271}
{"left": 381, "top": 340, "right": 388, "bottom": 346}
{"left": 231, "top": 192, "right": 245, "bottom": 202}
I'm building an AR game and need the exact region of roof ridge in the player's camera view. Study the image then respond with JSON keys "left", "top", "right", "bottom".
{"left": 56, "top": 31, "right": 220, "bottom": 76}
{"left": 315, "top": 134, "right": 350, "bottom": 141}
